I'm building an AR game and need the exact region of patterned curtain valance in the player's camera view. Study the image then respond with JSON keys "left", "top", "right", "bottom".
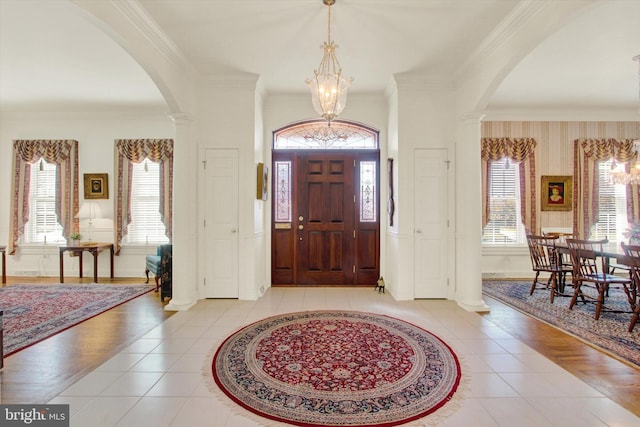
{"left": 481, "top": 137, "right": 537, "bottom": 162}
{"left": 9, "top": 140, "right": 79, "bottom": 254}
{"left": 579, "top": 138, "right": 638, "bottom": 163}
{"left": 13, "top": 139, "right": 75, "bottom": 164}
{"left": 114, "top": 139, "right": 173, "bottom": 255}
{"left": 115, "top": 139, "right": 173, "bottom": 163}
{"left": 481, "top": 137, "right": 537, "bottom": 234}
{"left": 574, "top": 138, "right": 640, "bottom": 238}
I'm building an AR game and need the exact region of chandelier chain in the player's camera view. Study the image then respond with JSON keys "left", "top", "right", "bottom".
{"left": 327, "top": 3, "right": 331, "bottom": 44}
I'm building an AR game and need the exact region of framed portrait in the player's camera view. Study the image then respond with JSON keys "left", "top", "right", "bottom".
{"left": 84, "top": 173, "right": 109, "bottom": 199}
{"left": 257, "top": 163, "right": 268, "bottom": 201}
{"left": 541, "top": 175, "right": 572, "bottom": 211}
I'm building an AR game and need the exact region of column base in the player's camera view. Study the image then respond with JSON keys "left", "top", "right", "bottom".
{"left": 164, "top": 298, "right": 197, "bottom": 311}
{"left": 457, "top": 299, "right": 490, "bottom": 313}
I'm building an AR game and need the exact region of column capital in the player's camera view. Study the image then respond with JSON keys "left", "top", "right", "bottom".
{"left": 169, "top": 112, "right": 194, "bottom": 125}
{"left": 460, "top": 112, "right": 486, "bottom": 123}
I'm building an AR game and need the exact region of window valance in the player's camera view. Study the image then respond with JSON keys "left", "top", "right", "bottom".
{"left": 481, "top": 138, "right": 537, "bottom": 235}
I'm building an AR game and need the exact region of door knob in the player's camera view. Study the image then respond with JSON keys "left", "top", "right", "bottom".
{"left": 416, "top": 229, "right": 422, "bottom": 234}
{"left": 231, "top": 228, "right": 237, "bottom": 233}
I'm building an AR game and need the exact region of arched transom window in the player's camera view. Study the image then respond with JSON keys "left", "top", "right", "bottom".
{"left": 273, "top": 120, "right": 378, "bottom": 150}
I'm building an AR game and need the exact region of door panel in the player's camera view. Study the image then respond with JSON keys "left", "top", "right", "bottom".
{"left": 296, "top": 152, "right": 354, "bottom": 285}
{"left": 204, "top": 149, "right": 239, "bottom": 298}
{"left": 414, "top": 149, "right": 448, "bottom": 298}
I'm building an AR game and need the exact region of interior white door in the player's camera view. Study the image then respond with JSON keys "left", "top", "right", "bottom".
{"left": 414, "top": 149, "right": 448, "bottom": 298}
{"left": 204, "top": 149, "right": 239, "bottom": 298}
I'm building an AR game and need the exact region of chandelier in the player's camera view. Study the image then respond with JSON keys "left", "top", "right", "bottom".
{"left": 306, "top": 0, "right": 353, "bottom": 122}
{"left": 610, "top": 140, "right": 640, "bottom": 184}
{"left": 610, "top": 55, "right": 640, "bottom": 185}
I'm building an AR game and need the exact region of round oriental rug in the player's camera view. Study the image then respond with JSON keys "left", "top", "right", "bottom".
{"left": 210, "top": 311, "right": 462, "bottom": 426}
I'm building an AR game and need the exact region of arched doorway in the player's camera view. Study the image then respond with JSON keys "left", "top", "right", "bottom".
{"left": 271, "top": 120, "right": 380, "bottom": 286}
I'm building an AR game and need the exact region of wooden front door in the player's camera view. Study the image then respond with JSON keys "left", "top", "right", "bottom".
{"left": 272, "top": 150, "right": 379, "bottom": 286}
{"left": 296, "top": 152, "right": 354, "bottom": 285}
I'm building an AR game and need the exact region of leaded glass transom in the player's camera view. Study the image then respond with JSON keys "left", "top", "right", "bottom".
{"left": 274, "top": 120, "right": 378, "bottom": 150}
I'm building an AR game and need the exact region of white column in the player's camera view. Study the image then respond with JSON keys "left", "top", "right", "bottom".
{"left": 456, "top": 113, "right": 489, "bottom": 312}
{"left": 164, "top": 112, "right": 197, "bottom": 311}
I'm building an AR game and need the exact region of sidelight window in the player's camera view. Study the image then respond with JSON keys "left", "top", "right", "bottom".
{"left": 274, "top": 161, "right": 292, "bottom": 222}
{"left": 360, "top": 161, "right": 377, "bottom": 222}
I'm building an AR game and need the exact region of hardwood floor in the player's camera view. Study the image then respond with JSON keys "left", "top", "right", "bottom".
{"left": 481, "top": 295, "right": 640, "bottom": 417}
{"left": 0, "top": 277, "right": 175, "bottom": 404}
{"left": 0, "top": 277, "right": 638, "bottom": 418}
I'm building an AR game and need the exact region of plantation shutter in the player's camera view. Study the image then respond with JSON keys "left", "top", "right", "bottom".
{"left": 114, "top": 139, "right": 173, "bottom": 254}
{"left": 27, "top": 160, "right": 64, "bottom": 243}
{"left": 8, "top": 139, "right": 79, "bottom": 254}
{"left": 592, "top": 159, "right": 627, "bottom": 241}
{"left": 125, "top": 160, "right": 170, "bottom": 245}
{"left": 481, "top": 138, "right": 537, "bottom": 235}
{"left": 482, "top": 159, "right": 524, "bottom": 244}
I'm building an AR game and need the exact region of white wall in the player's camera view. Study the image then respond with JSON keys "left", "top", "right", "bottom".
{"left": 392, "top": 79, "right": 457, "bottom": 300}
{"left": 195, "top": 78, "right": 263, "bottom": 299}
{"left": 0, "top": 111, "right": 174, "bottom": 278}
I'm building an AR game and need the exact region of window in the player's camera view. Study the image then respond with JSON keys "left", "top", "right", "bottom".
{"left": 274, "top": 160, "right": 292, "bottom": 223}
{"left": 122, "top": 159, "right": 170, "bottom": 245}
{"left": 25, "top": 159, "right": 65, "bottom": 244}
{"left": 274, "top": 120, "right": 378, "bottom": 150}
{"left": 482, "top": 158, "right": 526, "bottom": 245}
{"left": 591, "top": 159, "right": 628, "bottom": 242}
{"left": 359, "top": 161, "right": 377, "bottom": 222}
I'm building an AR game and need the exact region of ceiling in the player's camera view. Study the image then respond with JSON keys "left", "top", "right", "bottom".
{"left": 0, "top": 0, "right": 639, "bottom": 114}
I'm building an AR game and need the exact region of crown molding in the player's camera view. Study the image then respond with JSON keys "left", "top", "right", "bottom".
{"left": 199, "top": 73, "right": 261, "bottom": 90}
{"left": 482, "top": 107, "right": 640, "bottom": 122}
{"left": 393, "top": 73, "right": 454, "bottom": 91}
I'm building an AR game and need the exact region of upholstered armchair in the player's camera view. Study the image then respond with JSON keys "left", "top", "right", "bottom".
{"left": 159, "top": 244, "right": 172, "bottom": 301}
{"left": 145, "top": 244, "right": 172, "bottom": 300}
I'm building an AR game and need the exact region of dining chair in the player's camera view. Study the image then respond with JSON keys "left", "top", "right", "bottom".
{"left": 618, "top": 243, "right": 640, "bottom": 332}
{"left": 567, "top": 239, "right": 635, "bottom": 320}
{"left": 526, "top": 235, "right": 573, "bottom": 303}
{"left": 541, "top": 231, "right": 575, "bottom": 279}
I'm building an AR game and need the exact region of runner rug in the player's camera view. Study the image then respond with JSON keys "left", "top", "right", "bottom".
{"left": 483, "top": 280, "right": 640, "bottom": 367}
{"left": 0, "top": 283, "right": 154, "bottom": 356}
{"left": 210, "top": 310, "right": 462, "bottom": 427}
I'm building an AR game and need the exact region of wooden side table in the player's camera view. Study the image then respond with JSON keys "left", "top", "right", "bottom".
{"left": 59, "top": 242, "right": 114, "bottom": 283}
{"left": 0, "top": 245, "right": 6, "bottom": 284}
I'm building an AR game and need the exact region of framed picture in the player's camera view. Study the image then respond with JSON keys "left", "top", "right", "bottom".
{"left": 541, "top": 175, "right": 572, "bottom": 211}
{"left": 84, "top": 173, "right": 109, "bottom": 199}
{"left": 257, "top": 163, "right": 268, "bottom": 201}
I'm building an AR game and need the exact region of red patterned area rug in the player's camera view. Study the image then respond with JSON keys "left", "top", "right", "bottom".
{"left": 483, "top": 280, "right": 640, "bottom": 368}
{"left": 209, "top": 311, "right": 462, "bottom": 427}
{"left": 0, "top": 283, "right": 154, "bottom": 356}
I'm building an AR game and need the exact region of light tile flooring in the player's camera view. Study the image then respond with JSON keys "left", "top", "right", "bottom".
{"left": 49, "top": 288, "right": 640, "bottom": 426}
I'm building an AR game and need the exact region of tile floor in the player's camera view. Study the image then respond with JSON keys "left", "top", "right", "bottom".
{"left": 49, "top": 288, "right": 640, "bottom": 426}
